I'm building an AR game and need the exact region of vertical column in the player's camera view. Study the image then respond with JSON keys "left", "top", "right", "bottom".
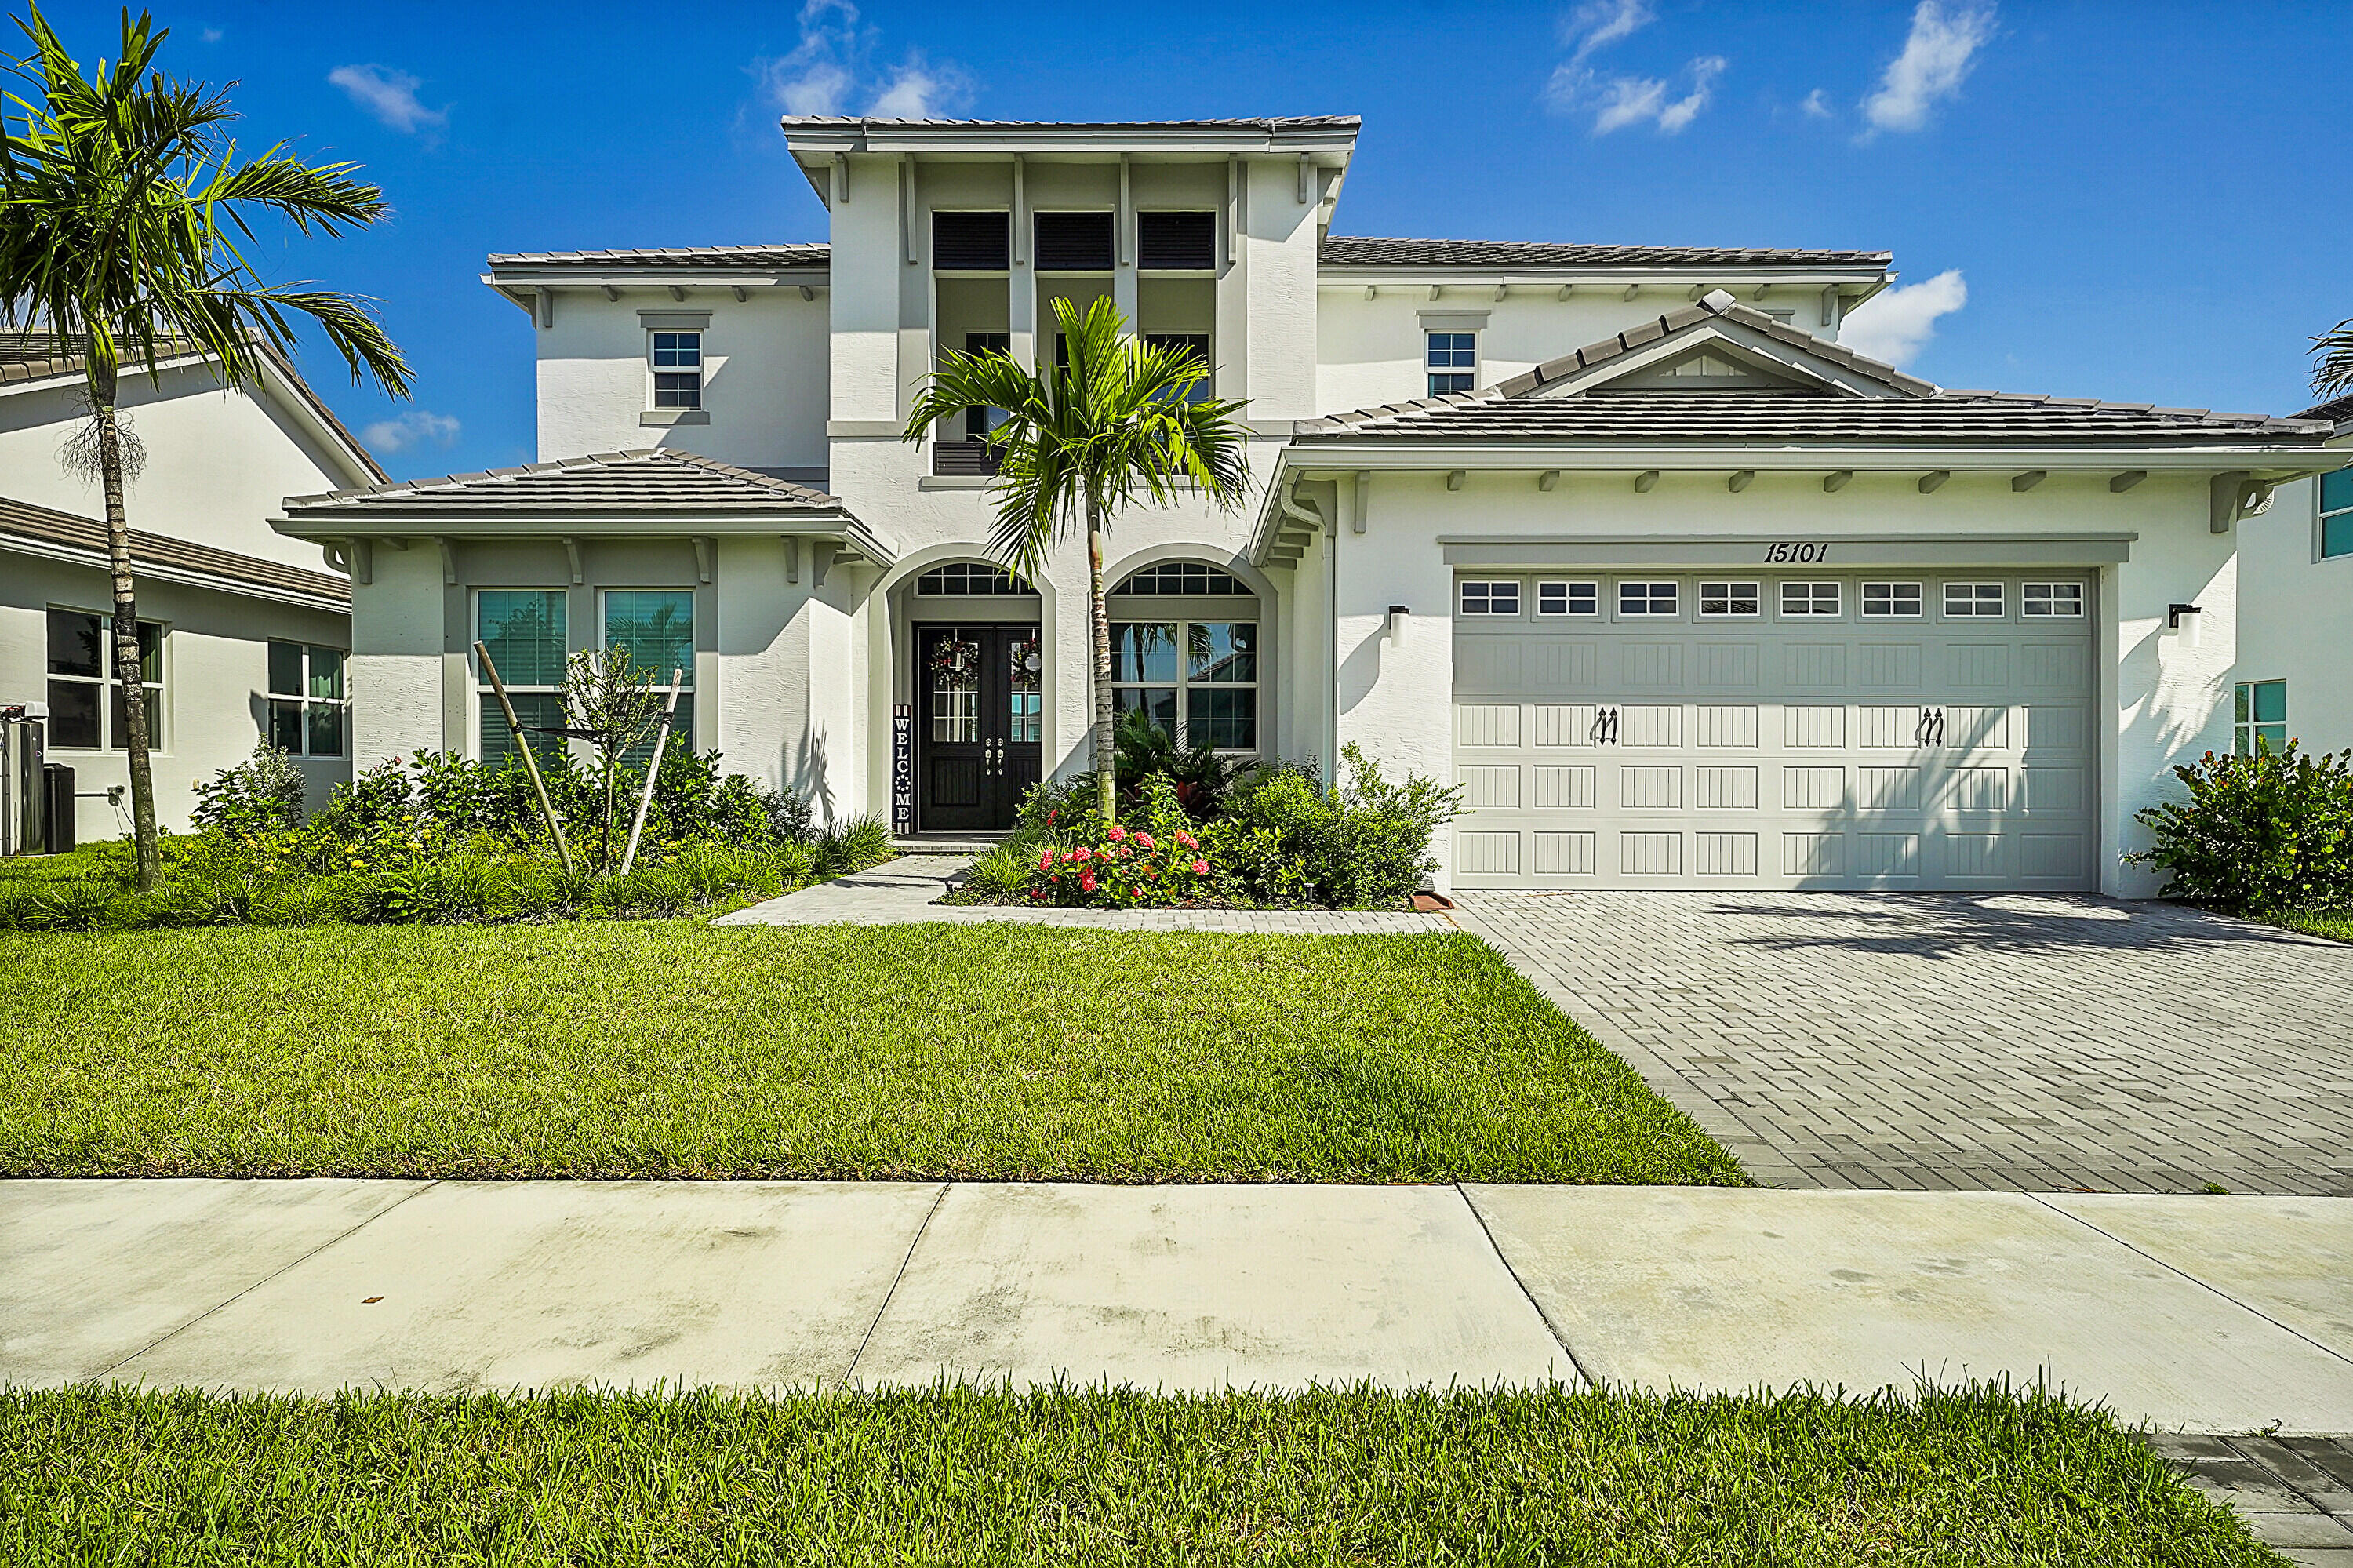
{"left": 1009, "top": 155, "right": 1035, "bottom": 369}
{"left": 1112, "top": 153, "right": 1139, "bottom": 333}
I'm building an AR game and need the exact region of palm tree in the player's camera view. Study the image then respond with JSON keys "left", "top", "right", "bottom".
{"left": 0, "top": 5, "right": 409, "bottom": 888}
{"left": 2314, "top": 318, "right": 2353, "bottom": 402}
{"left": 903, "top": 296, "right": 1249, "bottom": 825}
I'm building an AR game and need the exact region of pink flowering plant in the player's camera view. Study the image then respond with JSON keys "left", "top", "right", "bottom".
{"left": 1019, "top": 776, "right": 1216, "bottom": 908}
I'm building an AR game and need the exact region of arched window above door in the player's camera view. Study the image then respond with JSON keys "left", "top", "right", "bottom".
{"left": 913, "top": 562, "right": 1035, "bottom": 596}
{"left": 1114, "top": 562, "right": 1249, "bottom": 596}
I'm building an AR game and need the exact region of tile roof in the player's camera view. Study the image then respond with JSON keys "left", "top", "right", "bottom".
{"left": 0, "top": 330, "right": 386, "bottom": 482}
{"left": 779, "top": 115, "right": 1360, "bottom": 131}
{"left": 1297, "top": 294, "right": 2329, "bottom": 446}
{"left": 485, "top": 243, "right": 831, "bottom": 270}
{"left": 0, "top": 493, "right": 348, "bottom": 607}
{"left": 2293, "top": 390, "right": 2353, "bottom": 431}
{"left": 1319, "top": 236, "right": 1892, "bottom": 270}
{"left": 282, "top": 449, "right": 853, "bottom": 517}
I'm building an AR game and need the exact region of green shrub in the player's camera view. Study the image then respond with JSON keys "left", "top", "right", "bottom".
{"left": 1017, "top": 776, "right": 1214, "bottom": 908}
{"left": 2129, "top": 741, "right": 2353, "bottom": 912}
{"left": 813, "top": 813, "right": 893, "bottom": 877}
{"left": 191, "top": 742, "right": 307, "bottom": 833}
{"left": 1206, "top": 746, "right": 1462, "bottom": 908}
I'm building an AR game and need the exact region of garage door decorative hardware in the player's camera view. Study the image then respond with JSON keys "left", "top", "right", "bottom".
{"left": 1915, "top": 707, "right": 1947, "bottom": 746}
{"left": 1588, "top": 705, "right": 1623, "bottom": 746}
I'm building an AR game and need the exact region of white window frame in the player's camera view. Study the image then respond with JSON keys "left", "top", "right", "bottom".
{"left": 266, "top": 642, "right": 348, "bottom": 759}
{"left": 2322, "top": 468, "right": 2353, "bottom": 561}
{"left": 474, "top": 588, "right": 570, "bottom": 764}
{"left": 650, "top": 329, "right": 704, "bottom": 409}
{"left": 1108, "top": 617, "right": 1260, "bottom": 755}
{"left": 2021, "top": 582, "right": 2084, "bottom": 618}
{"left": 44, "top": 606, "right": 165, "bottom": 752}
{"left": 1459, "top": 580, "right": 1521, "bottom": 616}
{"left": 1537, "top": 580, "right": 1598, "bottom": 616}
{"left": 1619, "top": 580, "right": 1679, "bottom": 617}
{"left": 1780, "top": 581, "right": 1842, "bottom": 617}
{"left": 1426, "top": 329, "right": 1477, "bottom": 396}
{"left": 1698, "top": 580, "right": 1761, "bottom": 617}
{"left": 1863, "top": 581, "right": 1924, "bottom": 617}
{"left": 2234, "top": 679, "right": 2288, "bottom": 755}
{"left": 1943, "top": 580, "right": 2005, "bottom": 619}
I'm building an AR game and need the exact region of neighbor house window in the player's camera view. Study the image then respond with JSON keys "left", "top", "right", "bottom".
{"left": 1781, "top": 581, "right": 1841, "bottom": 617}
{"left": 1427, "top": 331, "right": 1475, "bottom": 395}
{"left": 476, "top": 590, "right": 568, "bottom": 765}
{"left": 1109, "top": 620, "right": 1258, "bottom": 751}
{"left": 2022, "top": 583, "right": 2084, "bottom": 617}
{"left": 1700, "top": 581, "right": 1761, "bottom": 617}
{"left": 45, "top": 607, "right": 162, "bottom": 751}
{"left": 267, "top": 642, "right": 346, "bottom": 758}
{"left": 1459, "top": 580, "right": 1520, "bottom": 616}
{"left": 2235, "top": 680, "right": 2287, "bottom": 755}
{"left": 651, "top": 330, "right": 702, "bottom": 409}
{"left": 1538, "top": 580, "right": 1598, "bottom": 616}
{"left": 602, "top": 589, "right": 694, "bottom": 757}
{"left": 1944, "top": 581, "right": 2003, "bottom": 617}
{"left": 1620, "top": 581, "right": 1678, "bottom": 616}
{"left": 2322, "top": 469, "right": 2353, "bottom": 558}
{"left": 1863, "top": 581, "right": 1924, "bottom": 617}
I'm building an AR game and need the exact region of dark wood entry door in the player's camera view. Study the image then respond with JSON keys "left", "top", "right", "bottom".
{"left": 918, "top": 624, "right": 1042, "bottom": 831}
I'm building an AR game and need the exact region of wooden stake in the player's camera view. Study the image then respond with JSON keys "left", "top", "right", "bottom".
{"left": 618, "top": 671, "right": 685, "bottom": 877}
{"left": 474, "top": 640, "right": 574, "bottom": 876}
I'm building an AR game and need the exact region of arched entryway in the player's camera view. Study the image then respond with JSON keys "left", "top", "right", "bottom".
{"left": 905, "top": 561, "right": 1042, "bottom": 832}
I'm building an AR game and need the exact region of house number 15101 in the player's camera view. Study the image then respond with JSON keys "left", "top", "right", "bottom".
{"left": 1763, "top": 541, "right": 1830, "bottom": 563}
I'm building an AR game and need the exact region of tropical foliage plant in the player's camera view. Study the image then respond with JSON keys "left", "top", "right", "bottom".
{"left": 2129, "top": 741, "right": 2353, "bottom": 913}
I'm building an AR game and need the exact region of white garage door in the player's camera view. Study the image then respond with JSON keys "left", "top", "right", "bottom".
{"left": 1450, "top": 572, "right": 2097, "bottom": 891}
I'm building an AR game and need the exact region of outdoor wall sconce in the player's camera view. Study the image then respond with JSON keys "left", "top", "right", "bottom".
{"left": 2167, "top": 602, "right": 2202, "bottom": 649}
{"left": 1386, "top": 604, "right": 1411, "bottom": 639}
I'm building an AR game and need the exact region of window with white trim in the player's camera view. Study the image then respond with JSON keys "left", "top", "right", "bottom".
{"left": 1459, "top": 580, "right": 1520, "bottom": 615}
{"left": 1109, "top": 620, "right": 1257, "bottom": 751}
{"left": 45, "top": 607, "right": 162, "bottom": 751}
{"left": 2323, "top": 469, "right": 2353, "bottom": 559}
{"left": 267, "top": 642, "right": 347, "bottom": 757}
{"left": 1699, "top": 581, "right": 1760, "bottom": 617}
{"left": 1620, "top": 580, "right": 1678, "bottom": 616}
{"left": 602, "top": 589, "right": 695, "bottom": 758}
{"left": 476, "top": 589, "right": 568, "bottom": 766}
{"left": 2022, "top": 583, "right": 2084, "bottom": 617}
{"left": 1863, "top": 581, "right": 1923, "bottom": 617}
{"left": 651, "top": 330, "right": 703, "bottom": 409}
{"left": 1426, "top": 331, "right": 1476, "bottom": 395}
{"left": 1944, "top": 581, "right": 2004, "bottom": 617}
{"left": 1781, "top": 581, "right": 1841, "bottom": 616}
{"left": 2235, "top": 680, "right": 2287, "bottom": 755}
{"left": 1538, "top": 580, "right": 1598, "bottom": 616}
{"left": 915, "top": 562, "right": 1035, "bottom": 595}
{"left": 1116, "top": 562, "right": 1249, "bottom": 595}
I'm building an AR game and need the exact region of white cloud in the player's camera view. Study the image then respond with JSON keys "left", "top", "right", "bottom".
{"left": 1861, "top": 1, "right": 1996, "bottom": 134}
{"left": 1552, "top": 54, "right": 1723, "bottom": 135}
{"left": 1559, "top": 0, "right": 1653, "bottom": 68}
{"left": 1839, "top": 269, "right": 1967, "bottom": 367}
{"left": 755, "top": 0, "right": 973, "bottom": 121}
{"left": 1655, "top": 56, "right": 1725, "bottom": 132}
{"left": 327, "top": 64, "right": 446, "bottom": 135}
{"left": 200, "top": 27, "right": 224, "bottom": 42}
{"left": 362, "top": 410, "right": 461, "bottom": 455}
{"left": 1801, "top": 87, "right": 1831, "bottom": 118}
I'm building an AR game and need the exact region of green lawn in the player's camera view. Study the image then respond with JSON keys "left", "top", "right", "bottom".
{"left": 0, "top": 1383, "right": 2275, "bottom": 1566}
{"left": 0, "top": 922, "right": 1739, "bottom": 1184}
{"left": 2266, "top": 908, "right": 2353, "bottom": 943}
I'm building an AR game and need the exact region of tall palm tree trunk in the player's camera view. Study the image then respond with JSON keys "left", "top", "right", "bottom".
{"left": 93, "top": 361, "right": 161, "bottom": 890}
{"left": 1086, "top": 497, "right": 1116, "bottom": 824}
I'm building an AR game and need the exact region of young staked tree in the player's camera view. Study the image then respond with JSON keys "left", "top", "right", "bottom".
{"left": 902, "top": 295, "right": 1250, "bottom": 825}
{"left": 0, "top": 5, "right": 409, "bottom": 887}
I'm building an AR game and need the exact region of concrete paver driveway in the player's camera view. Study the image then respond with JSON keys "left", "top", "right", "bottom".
{"left": 1451, "top": 891, "right": 2353, "bottom": 1196}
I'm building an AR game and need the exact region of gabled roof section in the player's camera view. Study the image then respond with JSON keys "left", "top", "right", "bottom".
{"left": 277, "top": 449, "right": 894, "bottom": 562}
{"left": 1294, "top": 291, "right": 2332, "bottom": 447}
{"left": 0, "top": 329, "right": 386, "bottom": 484}
{"left": 0, "top": 493, "right": 348, "bottom": 612}
{"left": 485, "top": 243, "right": 830, "bottom": 270}
{"left": 1319, "top": 236, "right": 1891, "bottom": 271}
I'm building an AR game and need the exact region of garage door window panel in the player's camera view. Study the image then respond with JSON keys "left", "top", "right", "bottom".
{"left": 1538, "top": 580, "right": 1598, "bottom": 616}
{"left": 1781, "top": 581, "right": 1841, "bottom": 617}
{"left": 1619, "top": 581, "right": 1678, "bottom": 617}
{"left": 1699, "top": 581, "right": 1760, "bottom": 617}
{"left": 1944, "top": 582, "right": 2005, "bottom": 619}
{"left": 2022, "top": 583, "right": 2083, "bottom": 617}
{"left": 1460, "top": 580, "right": 1520, "bottom": 616}
{"left": 1864, "top": 582, "right": 1924, "bottom": 617}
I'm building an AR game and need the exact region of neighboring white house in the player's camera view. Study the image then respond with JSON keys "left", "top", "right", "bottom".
{"left": 2, "top": 333, "right": 382, "bottom": 839}
{"left": 277, "top": 114, "right": 2340, "bottom": 896}
{"left": 2235, "top": 390, "right": 2352, "bottom": 757}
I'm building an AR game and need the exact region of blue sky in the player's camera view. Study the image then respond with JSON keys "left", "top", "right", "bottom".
{"left": 27, "top": 0, "right": 2351, "bottom": 478}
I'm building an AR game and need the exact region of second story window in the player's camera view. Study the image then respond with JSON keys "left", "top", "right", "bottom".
{"left": 2323, "top": 467, "right": 2353, "bottom": 559}
{"left": 651, "top": 330, "right": 702, "bottom": 409}
{"left": 1427, "top": 331, "right": 1475, "bottom": 395}
{"left": 1143, "top": 333, "right": 1213, "bottom": 402}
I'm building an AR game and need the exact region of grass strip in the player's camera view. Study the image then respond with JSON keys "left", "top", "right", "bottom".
{"left": 0, "top": 1381, "right": 2275, "bottom": 1566}
{"left": 0, "top": 922, "right": 1740, "bottom": 1184}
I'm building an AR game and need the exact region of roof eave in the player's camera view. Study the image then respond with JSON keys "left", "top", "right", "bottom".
{"left": 1317, "top": 266, "right": 1889, "bottom": 288}
{"left": 783, "top": 120, "right": 1362, "bottom": 158}
{"left": 0, "top": 529, "right": 351, "bottom": 613}
{"left": 271, "top": 509, "right": 896, "bottom": 565}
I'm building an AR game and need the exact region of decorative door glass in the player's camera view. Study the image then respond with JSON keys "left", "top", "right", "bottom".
{"left": 929, "top": 633, "right": 981, "bottom": 741}
{"left": 1007, "top": 631, "right": 1042, "bottom": 744}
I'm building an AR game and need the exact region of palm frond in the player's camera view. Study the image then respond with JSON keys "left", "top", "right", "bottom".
{"left": 2312, "top": 319, "right": 2353, "bottom": 402}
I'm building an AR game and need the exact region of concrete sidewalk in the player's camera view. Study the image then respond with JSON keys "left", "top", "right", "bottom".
{"left": 5, "top": 1180, "right": 2349, "bottom": 1435}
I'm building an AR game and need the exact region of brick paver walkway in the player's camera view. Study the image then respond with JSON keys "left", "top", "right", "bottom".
{"left": 2151, "top": 1433, "right": 2353, "bottom": 1563}
{"left": 1450, "top": 891, "right": 2353, "bottom": 1196}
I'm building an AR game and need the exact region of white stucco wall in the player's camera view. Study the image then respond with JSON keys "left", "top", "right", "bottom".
{"left": 2, "top": 555, "right": 352, "bottom": 839}
{"left": 1, "top": 360, "right": 368, "bottom": 570}
{"left": 2235, "top": 468, "right": 2353, "bottom": 754}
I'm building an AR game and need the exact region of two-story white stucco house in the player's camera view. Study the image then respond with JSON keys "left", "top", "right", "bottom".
{"left": 276, "top": 115, "right": 2341, "bottom": 895}
{"left": 2, "top": 333, "right": 380, "bottom": 842}
{"left": 2233, "top": 390, "right": 2352, "bottom": 758}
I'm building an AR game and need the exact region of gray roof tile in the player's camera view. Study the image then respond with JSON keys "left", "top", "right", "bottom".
{"left": 486, "top": 243, "right": 830, "bottom": 269}
{"left": 780, "top": 115, "right": 1360, "bottom": 131}
{"left": 281, "top": 449, "right": 852, "bottom": 517}
{"left": 0, "top": 493, "right": 348, "bottom": 606}
{"left": 1318, "top": 235, "right": 1892, "bottom": 269}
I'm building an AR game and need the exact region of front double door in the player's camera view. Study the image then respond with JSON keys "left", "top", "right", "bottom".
{"left": 918, "top": 624, "right": 1042, "bottom": 831}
